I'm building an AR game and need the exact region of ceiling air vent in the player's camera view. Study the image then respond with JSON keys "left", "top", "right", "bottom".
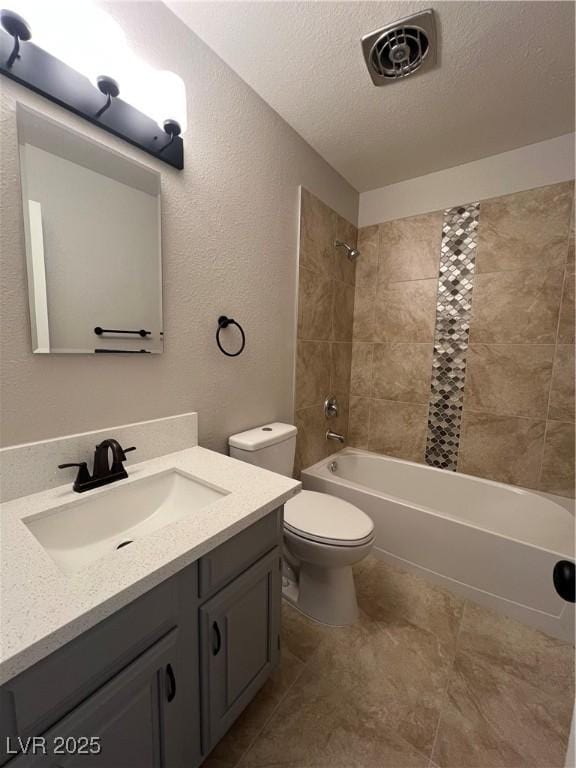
{"left": 362, "top": 9, "right": 437, "bottom": 86}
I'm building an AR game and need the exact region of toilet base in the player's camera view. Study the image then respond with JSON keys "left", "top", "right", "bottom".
{"left": 282, "top": 562, "right": 359, "bottom": 626}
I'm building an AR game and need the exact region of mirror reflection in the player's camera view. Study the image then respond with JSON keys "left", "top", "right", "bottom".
{"left": 17, "top": 105, "right": 163, "bottom": 354}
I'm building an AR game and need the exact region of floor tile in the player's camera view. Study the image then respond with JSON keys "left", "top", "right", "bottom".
{"left": 209, "top": 560, "right": 574, "bottom": 768}
{"left": 280, "top": 601, "right": 334, "bottom": 662}
{"left": 458, "top": 602, "right": 575, "bottom": 701}
{"left": 432, "top": 649, "right": 573, "bottom": 768}
{"left": 354, "top": 557, "right": 465, "bottom": 651}
{"left": 242, "top": 614, "right": 434, "bottom": 767}
{"left": 202, "top": 648, "right": 304, "bottom": 768}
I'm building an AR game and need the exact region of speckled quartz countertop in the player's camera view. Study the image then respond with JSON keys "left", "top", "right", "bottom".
{"left": 0, "top": 447, "right": 300, "bottom": 685}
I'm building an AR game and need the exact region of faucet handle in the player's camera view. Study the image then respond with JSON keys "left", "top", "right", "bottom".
{"left": 58, "top": 462, "right": 91, "bottom": 490}
{"left": 117, "top": 445, "right": 136, "bottom": 462}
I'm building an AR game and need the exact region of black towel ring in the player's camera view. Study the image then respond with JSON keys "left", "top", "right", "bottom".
{"left": 216, "top": 316, "right": 246, "bottom": 357}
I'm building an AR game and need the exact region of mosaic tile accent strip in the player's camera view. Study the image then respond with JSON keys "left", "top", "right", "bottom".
{"left": 425, "top": 203, "right": 480, "bottom": 470}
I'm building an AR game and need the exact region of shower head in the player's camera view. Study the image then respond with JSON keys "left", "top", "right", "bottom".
{"left": 335, "top": 240, "right": 361, "bottom": 261}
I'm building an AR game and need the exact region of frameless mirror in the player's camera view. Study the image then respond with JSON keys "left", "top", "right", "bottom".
{"left": 17, "top": 104, "right": 163, "bottom": 354}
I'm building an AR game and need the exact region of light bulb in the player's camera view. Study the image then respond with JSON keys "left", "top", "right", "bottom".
{"left": 152, "top": 71, "right": 187, "bottom": 134}
{"left": 2, "top": 1, "right": 187, "bottom": 135}
{"left": 121, "top": 64, "right": 187, "bottom": 134}
{"left": 3, "top": 1, "right": 128, "bottom": 88}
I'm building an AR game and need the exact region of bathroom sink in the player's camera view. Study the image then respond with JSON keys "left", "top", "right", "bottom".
{"left": 24, "top": 469, "right": 229, "bottom": 574}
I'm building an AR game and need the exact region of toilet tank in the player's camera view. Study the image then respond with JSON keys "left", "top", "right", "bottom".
{"left": 229, "top": 423, "right": 297, "bottom": 476}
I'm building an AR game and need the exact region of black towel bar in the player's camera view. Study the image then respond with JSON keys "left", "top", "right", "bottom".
{"left": 94, "top": 327, "right": 151, "bottom": 337}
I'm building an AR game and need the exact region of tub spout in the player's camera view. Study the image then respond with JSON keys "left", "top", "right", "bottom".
{"left": 326, "top": 430, "right": 345, "bottom": 444}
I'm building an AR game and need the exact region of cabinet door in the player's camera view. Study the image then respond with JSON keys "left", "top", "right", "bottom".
{"left": 200, "top": 548, "right": 281, "bottom": 753}
{"left": 8, "top": 629, "right": 183, "bottom": 768}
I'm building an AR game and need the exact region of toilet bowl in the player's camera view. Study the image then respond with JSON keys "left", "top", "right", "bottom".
{"left": 283, "top": 490, "right": 374, "bottom": 625}
{"left": 228, "top": 423, "right": 374, "bottom": 626}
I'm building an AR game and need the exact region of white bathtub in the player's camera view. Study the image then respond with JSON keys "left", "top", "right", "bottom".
{"left": 302, "top": 448, "right": 575, "bottom": 640}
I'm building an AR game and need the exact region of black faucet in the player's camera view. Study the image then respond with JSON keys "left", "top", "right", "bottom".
{"left": 59, "top": 439, "right": 136, "bottom": 493}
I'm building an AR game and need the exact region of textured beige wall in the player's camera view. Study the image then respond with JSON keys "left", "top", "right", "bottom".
{"left": 0, "top": 1, "right": 358, "bottom": 450}
{"left": 294, "top": 189, "right": 357, "bottom": 475}
{"left": 350, "top": 182, "right": 575, "bottom": 498}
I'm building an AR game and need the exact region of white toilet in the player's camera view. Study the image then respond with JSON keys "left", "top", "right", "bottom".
{"left": 229, "top": 422, "right": 374, "bottom": 626}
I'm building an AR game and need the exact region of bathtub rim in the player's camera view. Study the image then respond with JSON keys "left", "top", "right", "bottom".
{"left": 301, "top": 447, "right": 575, "bottom": 560}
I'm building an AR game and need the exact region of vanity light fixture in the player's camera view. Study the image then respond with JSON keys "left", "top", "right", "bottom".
{"left": 0, "top": 3, "right": 185, "bottom": 169}
{"left": 1, "top": 8, "right": 29, "bottom": 67}
{"left": 94, "top": 76, "right": 120, "bottom": 118}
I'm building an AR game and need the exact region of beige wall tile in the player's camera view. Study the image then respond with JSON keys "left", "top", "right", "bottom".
{"left": 372, "top": 343, "right": 433, "bottom": 403}
{"left": 464, "top": 344, "right": 554, "bottom": 418}
{"left": 353, "top": 228, "right": 378, "bottom": 341}
{"left": 295, "top": 405, "right": 331, "bottom": 474}
{"left": 332, "top": 280, "right": 355, "bottom": 341}
{"left": 539, "top": 420, "right": 575, "bottom": 498}
{"left": 476, "top": 183, "right": 574, "bottom": 274}
{"left": 557, "top": 269, "right": 575, "bottom": 344}
{"left": 299, "top": 188, "right": 334, "bottom": 276}
{"left": 374, "top": 279, "right": 437, "bottom": 342}
{"left": 549, "top": 345, "right": 575, "bottom": 422}
{"left": 567, "top": 215, "right": 575, "bottom": 270}
{"left": 348, "top": 397, "right": 371, "bottom": 448}
{"left": 469, "top": 268, "right": 564, "bottom": 344}
{"left": 458, "top": 411, "right": 546, "bottom": 487}
{"left": 298, "top": 267, "right": 333, "bottom": 340}
{"left": 350, "top": 342, "right": 373, "bottom": 396}
{"left": 379, "top": 212, "right": 443, "bottom": 284}
{"left": 357, "top": 225, "right": 379, "bottom": 260}
{"left": 295, "top": 341, "right": 331, "bottom": 410}
{"left": 330, "top": 342, "right": 352, "bottom": 395}
{"left": 334, "top": 214, "right": 357, "bottom": 286}
{"left": 368, "top": 400, "right": 428, "bottom": 462}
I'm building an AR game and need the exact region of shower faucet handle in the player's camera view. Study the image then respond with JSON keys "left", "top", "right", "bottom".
{"left": 324, "top": 396, "right": 339, "bottom": 418}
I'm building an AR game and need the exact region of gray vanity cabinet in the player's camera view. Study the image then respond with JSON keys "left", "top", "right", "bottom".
{"left": 1, "top": 509, "right": 283, "bottom": 768}
{"left": 10, "top": 629, "right": 183, "bottom": 768}
{"left": 199, "top": 548, "right": 281, "bottom": 753}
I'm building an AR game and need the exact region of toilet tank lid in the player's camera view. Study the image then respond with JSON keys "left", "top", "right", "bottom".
{"left": 229, "top": 422, "right": 297, "bottom": 451}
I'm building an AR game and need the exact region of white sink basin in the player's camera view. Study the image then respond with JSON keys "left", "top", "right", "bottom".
{"left": 24, "top": 469, "right": 229, "bottom": 574}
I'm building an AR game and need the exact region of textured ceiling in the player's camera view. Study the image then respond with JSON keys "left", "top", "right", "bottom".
{"left": 168, "top": 1, "right": 575, "bottom": 192}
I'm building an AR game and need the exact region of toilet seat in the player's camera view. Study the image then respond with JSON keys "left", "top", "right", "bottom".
{"left": 284, "top": 490, "right": 374, "bottom": 547}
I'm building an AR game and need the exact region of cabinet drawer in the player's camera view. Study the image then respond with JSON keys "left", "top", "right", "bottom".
{"left": 1, "top": 564, "right": 197, "bottom": 761}
{"left": 198, "top": 509, "right": 282, "bottom": 600}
